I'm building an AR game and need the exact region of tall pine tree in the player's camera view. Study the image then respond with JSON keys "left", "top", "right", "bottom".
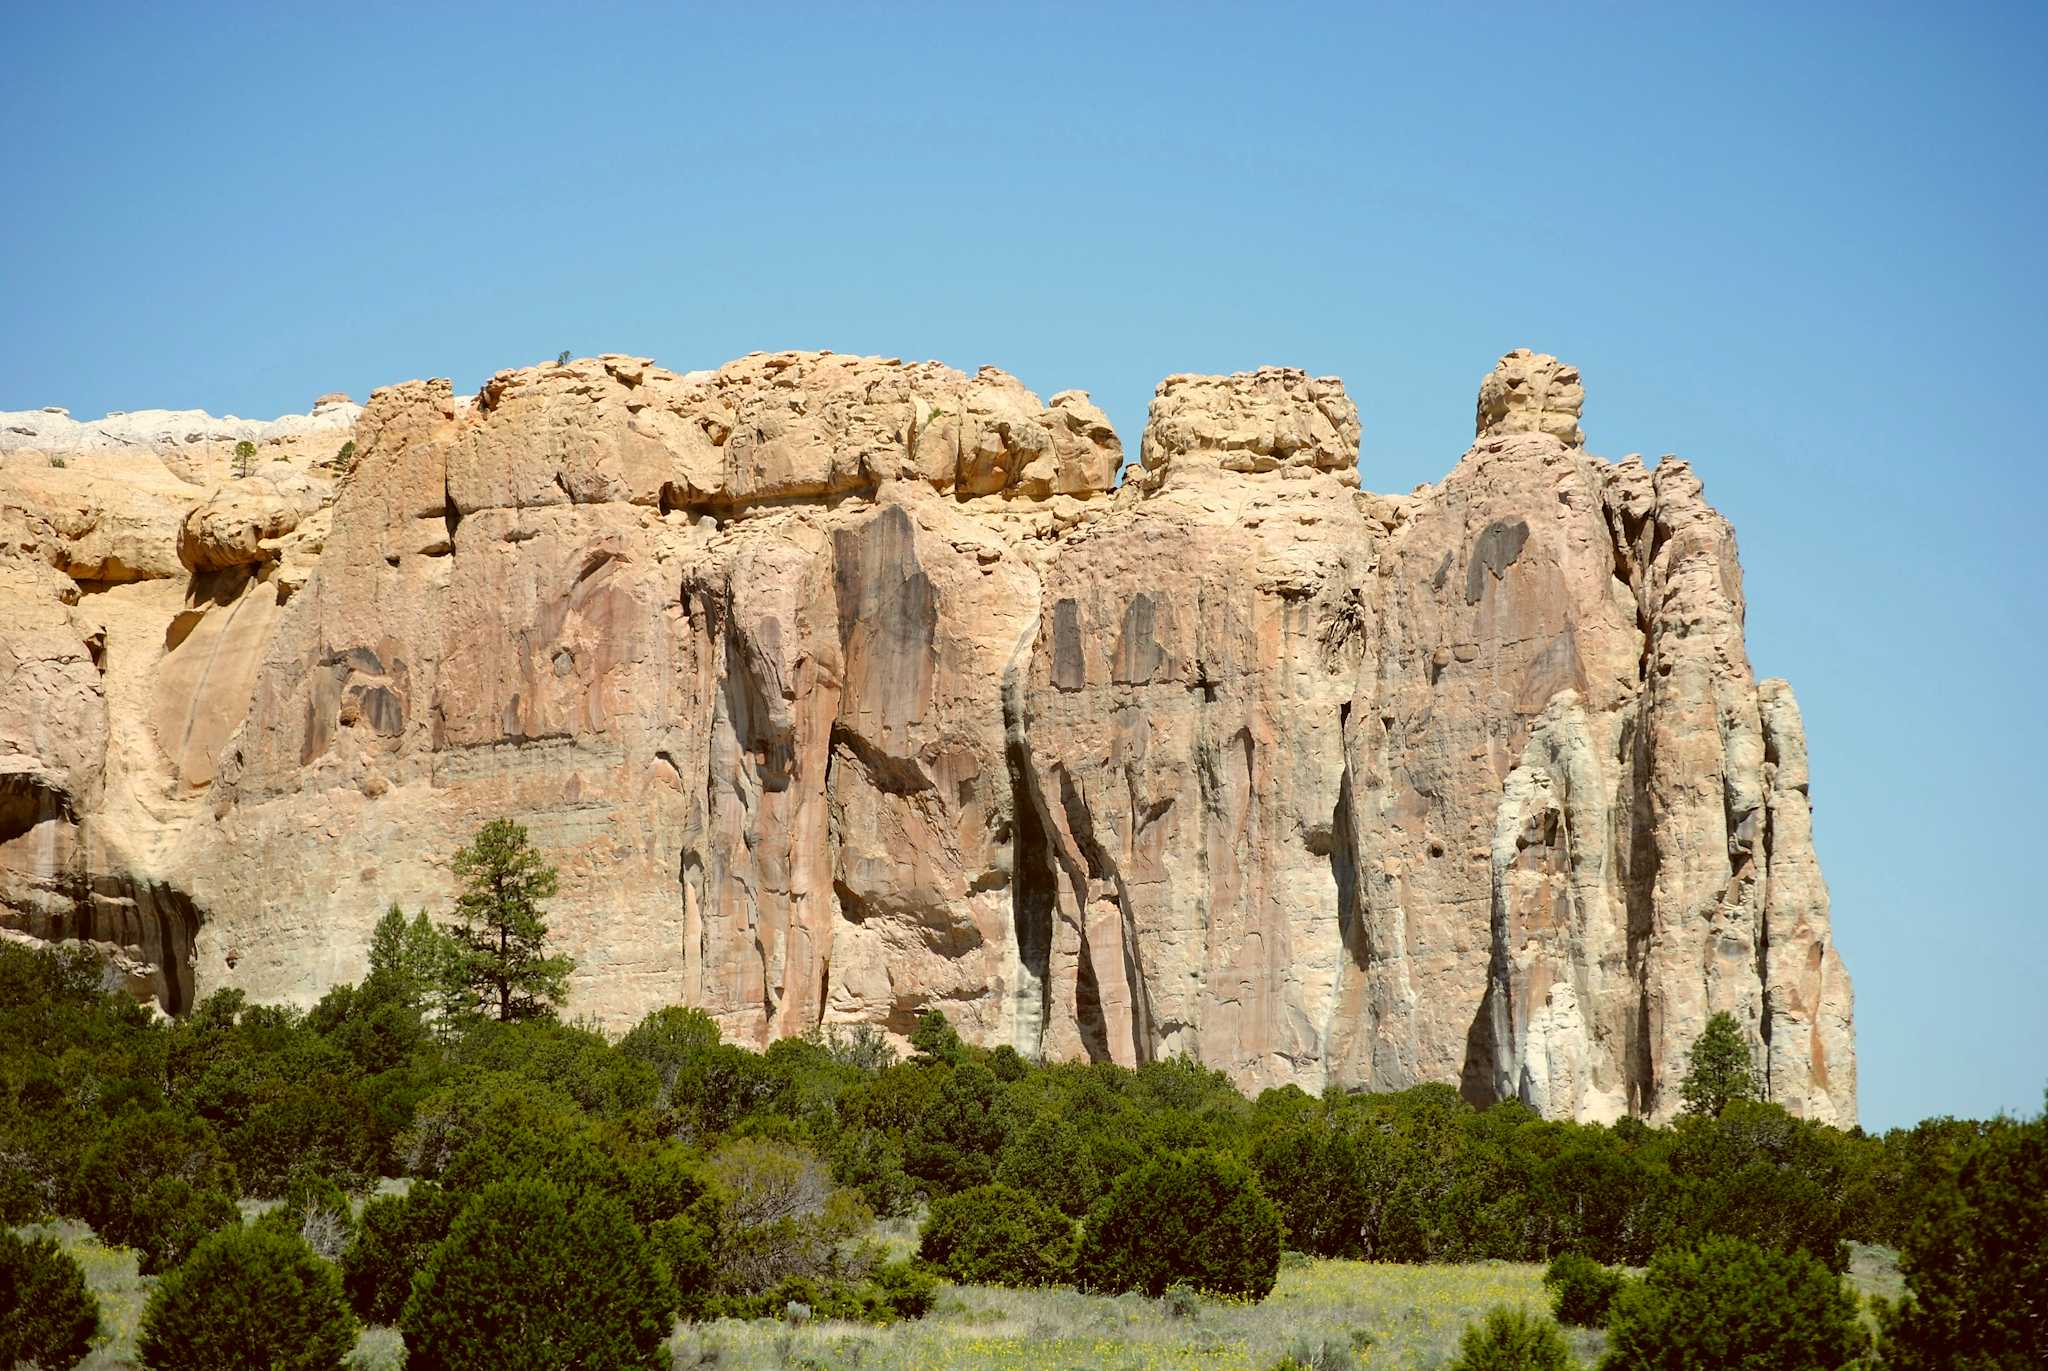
{"left": 1679, "top": 1011, "right": 1762, "bottom": 1117}
{"left": 439, "top": 821, "right": 573, "bottom": 1023}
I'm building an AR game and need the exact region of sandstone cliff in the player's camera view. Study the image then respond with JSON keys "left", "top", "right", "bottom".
{"left": 0, "top": 349, "right": 1856, "bottom": 1124}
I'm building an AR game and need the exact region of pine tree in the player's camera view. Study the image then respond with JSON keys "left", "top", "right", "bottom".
{"left": 1679, "top": 1011, "right": 1761, "bottom": 1118}
{"left": 364, "top": 903, "right": 450, "bottom": 1011}
{"left": 438, "top": 820, "right": 573, "bottom": 1022}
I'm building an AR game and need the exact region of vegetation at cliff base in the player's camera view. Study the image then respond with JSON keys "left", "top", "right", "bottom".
{"left": 3, "top": 822, "right": 2041, "bottom": 1369}
{"left": 137, "top": 1223, "right": 357, "bottom": 1371}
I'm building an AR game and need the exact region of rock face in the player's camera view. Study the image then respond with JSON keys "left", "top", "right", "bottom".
{"left": 0, "top": 353, "right": 1855, "bottom": 1124}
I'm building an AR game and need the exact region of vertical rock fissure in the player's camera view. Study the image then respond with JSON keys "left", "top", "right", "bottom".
{"left": 1003, "top": 727, "right": 1056, "bottom": 1056}
{"left": 1757, "top": 722, "right": 1779, "bottom": 1099}
{"left": 1057, "top": 769, "right": 1154, "bottom": 1065}
{"left": 443, "top": 474, "right": 461, "bottom": 551}
{"left": 1327, "top": 721, "right": 1369, "bottom": 997}
{"left": 1622, "top": 705, "right": 1660, "bottom": 1116}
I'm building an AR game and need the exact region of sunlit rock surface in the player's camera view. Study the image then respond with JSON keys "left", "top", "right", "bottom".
{"left": 0, "top": 350, "right": 1854, "bottom": 1124}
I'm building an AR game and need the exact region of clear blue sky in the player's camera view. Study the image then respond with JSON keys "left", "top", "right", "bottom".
{"left": 4, "top": 2, "right": 2041, "bottom": 1131}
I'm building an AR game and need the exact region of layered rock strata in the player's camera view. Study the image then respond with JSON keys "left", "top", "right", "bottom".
{"left": 0, "top": 349, "right": 1855, "bottom": 1124}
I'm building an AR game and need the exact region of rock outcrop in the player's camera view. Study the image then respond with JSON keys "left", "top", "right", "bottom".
{"left": 0, "top": 352, "right": 1855, "bottom": 1124}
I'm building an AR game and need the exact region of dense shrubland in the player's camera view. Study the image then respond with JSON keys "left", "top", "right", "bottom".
{"left": 2, "top": 828, "right": 2040, "bottom": 1368}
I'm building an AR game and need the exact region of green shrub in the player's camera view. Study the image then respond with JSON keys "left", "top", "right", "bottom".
{"left": 702, "top": 1136, "right": 872, "bottom": 1295}
{"left": 648, "top": 1213, "right": 721, "bottom": 1319}
{"left": 72, "top": 1108, "right": 240, "bottom": 1267}
{"left": 1248, "top": 1116, "right": 1371, "bottom": 1258}
{"left": 1270, "top": 1329, "right": 1375, "bottom": 1370}
{"left": 1448, "top": 1305, "right": 1576, "bottom": 1370}
{"left": 0, "top": 1228, "right": 100, "bottom": 1371}
{"left": 401, "top": 1179, "right": 675, "bottom": 1370}
{"left": 1600, "top": 1235, "right": 1867, "bottom": 1369}
{"left": 1544, "top": 1251, "right": 1624, "bottom": 1327}
{"left": 229, "top": 1079, "right": 384, "bottom": 1196}
{"left": 868, "top": 1256, "right": 938, "bottom": 1318}
{"left": 1075, "top": 1149, "right": 1283, "bottom": 1300}
{"left": 399, "top": 1072, "right": 582, "bottom": 1179}
{"left": 706, "top": 1259, "right": 935, "bottom": 1324}
{"left": 904, "top": 1062, "right": 1008, "bottom": 1196}
{"left": 919, "top": 1182, "right": 1075, "bottom": 1286}
{"left": 1878, "top": 1105, "right": 2047, "bottom": 1369}
{"left": 994, "top": 1115, "right": 1102, "bottom": 1217}
{"left": 254, "top": 1166, "right": 358, "bottom": 1261}
{"left": 1660, "top": 1100, "right": 1853, "bottom": 1271}
{"left": 341, "top": 1182, "right": 463, "bottom": 1323}
{"left": 127, "top": 1178, "right": 241, "bottom": 1275}
{"left": 137, "top": 1223, "right": 357, "bottom": 1371}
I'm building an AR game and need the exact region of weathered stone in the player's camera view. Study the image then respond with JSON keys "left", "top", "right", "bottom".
{"left": 1477, "top": 348, "right": 1584, "bottom": 448}
{"left": 0, "top": 349, "right": 1854, "bottom": 1125}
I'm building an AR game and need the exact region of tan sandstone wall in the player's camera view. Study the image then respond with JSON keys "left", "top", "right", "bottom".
{"left": 0, "top": 349, "right": 1855, "bottom": 1124}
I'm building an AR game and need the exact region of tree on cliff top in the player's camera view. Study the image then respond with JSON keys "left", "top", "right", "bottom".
{"left": 439, "top": 820, "right": 573, "bottom": 1023}
{"left": 1680, "top": 1011, "right": 1761, "bottom": 1118}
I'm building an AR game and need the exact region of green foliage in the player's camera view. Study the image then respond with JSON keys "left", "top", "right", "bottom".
{"left": 401, "top": 1179, "right": 676, "bottom": 1370}
{"left": 250, "top": 1166, "right": 357, "bottom": 1262}
{"left": 1679, "top": 1011, "right": 1760, "bottom": 1119}
{"left": 439, "top": 819, "right": 573, "bottom": 1023}
{"left": 908, "top": 1007, "right": 966, "bottom": 1065}
{"left": 343, "top": 1181, "right": 464, "bottom": 1323}
{"left": 619, "top": 1005, "right": 785, "bottom": 1140}
{"left": 1600, "top": 1235, "right": 1867, "bottom": 1370}
{"left": 1878, "top": 1099, "right": 2047, "bottom": 1370}
{"left": 1531, "top": 1133, "right": 1663, "bottom": 1265}
{"left": 1269, "top": 1328, "right": 1376, "bottom": 1370}
{"left": 128, "top": 1178, "right": 242, "bottom": 1274}
{"left": 707, "top": 1258, "right": 937, "bottom": 1323}
{"left": 232, "top": 438, "right": 257, "bottom": 477}
{"left": 138, "top": 1223, "right": 358, "bottom": 1371}
{"left": 1248, "top": 1115, "right": 1370, "bottom": 1257}
{"left": 0, "top": 1228, "right": 100, "bottom": 1371}
{"left": 334, "top": 439, "right": 357, "bottom": 470}
{"left": 905, "top": 1061, "right": 1010, "bottom": 1196}
{"left": 231, "top": 1077, "right": 386, "bottom": 1196}
{"left": 1075, "top": 1149, "right": 1284, "bottom": 1300}
{"left": 1543, "top": 1251, "right": 1624, "bottom": 1327}
{"left": 448, "top": 1017, "right": 659, "bottom": 1119}
{"left": 0, "top": 928, "right": 2010, "bottom": 1353}
{"left": 868, "top": 1256, "right": 939, "bottom": 1318}
{"left": 808, "top": 1020, "right": 898, "bottom": 1074}
{"left": 648, "top": 1213, "right": 720, "bottom": 1318}
{"left": 364, "top": 903, "right": 448, "bottom": 1012}
{"left": 994, "top": 1113, "right": 1102, "bottom": 1217}
{"left": 72, "top": 1108, "right": 242, "bottom": 1272}
{"left": 1661, "top": 1100, "right": 1853, "bottom": 1271}
{"left": 1838, "top": 1113, "right": 1996, "bottom": 1247}
{"left": 701, "top": 1135, "right": 873, "bottom": 1294}
{"left": 919, "top": 1182, "right": 1076, "bottom": 1286}
{"left": 1447, "top": 1305, "right": 1577, "bottom": 1371}
{"left": 400, "top": 1071, "right": 581, "bottom": 1180}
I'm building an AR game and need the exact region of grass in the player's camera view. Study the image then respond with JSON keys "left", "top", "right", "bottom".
{"left": 667, "top": 1260, "right": 1607, "bottom": 1370}
{"left": 15, "top": 1219, "right": 1911, "bottom": 1371}
{"left": 20, "top": 1221, "right": 150, "bottom": 1371}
